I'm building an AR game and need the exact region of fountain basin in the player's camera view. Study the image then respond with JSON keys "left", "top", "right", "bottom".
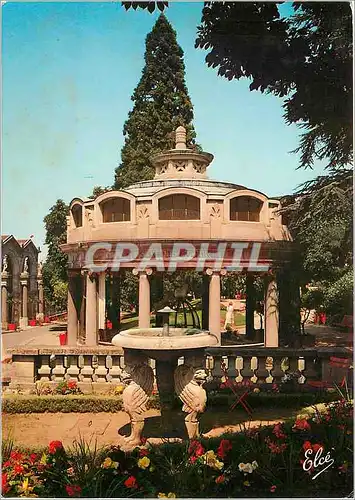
{"left": 112, "top": 327, "right": 218, "bottom": 352}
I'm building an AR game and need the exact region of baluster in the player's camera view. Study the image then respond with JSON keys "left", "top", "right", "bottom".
{"left": 51, "top": 355, "right": 66, "bottom": 382}
{"left": 302, "top": 353, "right": 319, "bottom": 384}
{"left": 94, "top": 355, "right": 108, "bottom": 383}
{"left": 240, "top": 356, "right": 254, "bottom": 385}
{"left": 289, "top": 356, "right": 301, "bottom": 386}
{"left": 233, "top": 356, "right": 242, "bottom": 382}
{"left": 212, "top": 355, "right": 223, "bottom": 384}
{"left": 107, "top": 355, "right": 122, "bottom": 383}
{"left": 270, "top": 355, "right": 284, "bottom": 385}
{"left": 37, "top": 355, "right": 52, "bottom": 382}
{"left": 79, "top": 355, "right": 94, "bottom": 382}
{"left": 265, "top": 356, "right": 274, "bottom": 384}
{"left": 66, "top": 355, "right": 80, "bottom": 381}
{"left": 255, "top": 356, "right": 269, "bottom": 384}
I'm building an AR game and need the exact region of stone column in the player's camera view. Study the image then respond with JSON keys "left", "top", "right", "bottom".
{"left": 1, "top": 274, "right": 8, "bottom": 329}
{"left": 98, "top": 272, "right": 106, "bottom": 330}
{"left": 134, "top": 269, "right": 152, "bottom": 329}
{"left": 207, "top": 269, "right": 225, "bottom": 345}
{"left": 19, "top": 272, "right": 29, "bottom": 329}
{"left": 85, "top": 273, "right": 97, "bottom": 346}
{"left": 67, "top": 277, "right": 78, "bottom": 345}
{"left": 264, "top": 277, "right": 279, "bottom": 347}
{"left": 36, "top": 276, "right": 44, "bottom": 323}
{"left": 201, "top": 273, "right": 210, "bottom": 330}
{"left": 246, "top": 274, "right": 256, "bottom": 340}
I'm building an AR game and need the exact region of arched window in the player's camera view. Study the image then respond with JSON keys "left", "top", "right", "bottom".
{"left": 158, "top": 194, "right": 200, "bottom": 220}
{"left": 230, "top": 196, "right": 263, "bottom": 222}
{"left": 101, "top": 198, "right": 131, "bottom": 222}
{"left": 72, "top": 204, "right": 83, "bottom": 228}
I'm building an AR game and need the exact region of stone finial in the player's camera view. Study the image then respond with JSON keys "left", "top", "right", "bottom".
{"left": 175, "top": 126, "right": 187, "bottom": 150}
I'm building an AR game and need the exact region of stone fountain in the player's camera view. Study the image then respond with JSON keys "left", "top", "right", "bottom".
{"left": 112, "top": 307, "right": 218, "bottom": 449}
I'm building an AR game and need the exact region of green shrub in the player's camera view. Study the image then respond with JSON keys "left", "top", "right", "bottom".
{"left": 2, "top": 391, "right": 339, "bottom": 414}
{"left": 2, "top": 395, "right": 123, "bottom": 414}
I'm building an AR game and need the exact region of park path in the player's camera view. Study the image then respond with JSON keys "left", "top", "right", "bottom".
{"left": 3, "top": 406, "right": 305, "bottom": 450}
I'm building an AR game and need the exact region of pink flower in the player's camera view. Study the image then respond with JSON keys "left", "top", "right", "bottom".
{"left": 273, "top": 423, "right": 286, "bottom": 439}
{"left": 66, "top": 484, "right": 82, "bottom": 497}
{"left": 215, "top": 474, "right": 226, "bottom": 484}
{"left": 270, "top": 485, "right": 277, "bottom": 493}
{"left": 293, "top": 419, "right": 311, "bottom": 431}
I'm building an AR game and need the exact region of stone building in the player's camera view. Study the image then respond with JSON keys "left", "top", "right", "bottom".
{"left": 62, "top": 126, "right": 294, "bottom": 347}
{"left": 1, "top": 235, "right": 43, "bottom": 329}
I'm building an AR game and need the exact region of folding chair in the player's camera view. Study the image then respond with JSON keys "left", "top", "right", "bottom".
{"left": 221, "top": 361, "right": 253, "bottom": 417}
{"left": 307, "top": 356, "right": 352, "bottom": 392}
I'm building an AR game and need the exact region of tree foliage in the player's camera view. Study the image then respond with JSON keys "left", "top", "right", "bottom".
{"left": 113, "top": 14, "right": 198, "bottom": 189}
{"left": 42, "top": 200, "right": 69, "bottom": 312}
{"left": 280, "top": 168, "right": 352, "bottom": 283}
{"left": 122, "top": 2, "right": 352, "bottom": 170}
{"left": 195, "top": 2, "right": 352, "bottom": 169}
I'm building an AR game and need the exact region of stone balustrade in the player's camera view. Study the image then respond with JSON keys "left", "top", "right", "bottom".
{"left": 6, "top": 346, "right": 352, "bottom": 393}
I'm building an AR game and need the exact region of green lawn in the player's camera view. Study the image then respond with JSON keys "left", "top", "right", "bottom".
{"left": 119, "top": 308, "right": 245, "bottom": 329}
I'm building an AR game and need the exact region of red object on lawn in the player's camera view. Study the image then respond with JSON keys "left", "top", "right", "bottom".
{"left": 8, "top": 323, "right": 16, "bottom": 331}
{"left": 29, "top": 319, "right": 37, "bottom": 326}
{"left": 44, "top": 316, "right": 50, "bottom": 323}
{"left": 221, "top": 361, "right": 253, "bottom": 416}
{"left": 59, "top": 333, "right": 67, "bottom": 346}
{"left": 319, "top": 312, "right": 327, "bottom": 324}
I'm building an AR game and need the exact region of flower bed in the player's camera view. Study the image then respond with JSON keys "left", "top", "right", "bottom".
{"left": 2, "top": 399, "right": 352, "bottom": 498}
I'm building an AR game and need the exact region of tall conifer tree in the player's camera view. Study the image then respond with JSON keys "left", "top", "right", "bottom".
{"left": 114, "top": 14, "right": 197, "bottom": 189}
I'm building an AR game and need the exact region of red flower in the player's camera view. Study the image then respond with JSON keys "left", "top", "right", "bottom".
{"left": 14, "top": 464, "right": 24, "bottom": 475}
{"left": 188, "top": 440, "right": 205, "bottom": 457}
{"left": 273, "top": 423, "right": 286, "bottom": 439}
{"left": 66, "top": 484, "right": 82, "bottom": 497}
{"left": 312, "top": 443, "right": 323, "bottom": 453}
{"left": 30, "top": 453, "right": 38, "bottom": 463}
{"left": 2, "top": 473, "right": 9, "bottom": 494}
{"left": 270, "top": 485, "right": 277, "bottom": 493}
{"left": 2, "top": 461, "right": 11, "bottom": 468}
{"left": 140, "top": 437, "right": 147, "bottom": 446}
{"left": 302, "top": 441, "right": 312, "bottom": 451}
{"left": 139, "top": 448, "right": 149, "bottom": 457}
{"left": 10, "top": 451, "right": 23, "bottom": 461}
{"left": 190, "top": 455, "right": 197, "bottom": 464}
{"left": 68, "top": 381, "right": 77, "bottom": 390}
{"left": 217, "top": 439, "right": 232, "bottom": 458}
{"left": 215, "top": 474, "right": 226, "bottom": 484}
{"left": 49, "top": 440, "right": 64, "bottom": 454}
{"left": 220, "top": 383, "right": 226, "bottom": 389}
{"left": 124, "top": 476, "right": 138, "bottom": 489}
{"left": 265, "top": 437, "right": 287, "bottom": 454}
{"left": 293, "top": 419, "right": 311, "bottom": 431}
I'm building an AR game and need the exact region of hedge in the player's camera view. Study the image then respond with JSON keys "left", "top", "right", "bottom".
{"left": 2, "top": 391, "right": 339, "bottom": 414}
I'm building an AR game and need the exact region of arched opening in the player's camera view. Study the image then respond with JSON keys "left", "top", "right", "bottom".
{"left": 158, "top": 194, "right": 200, "bottom": 220}
{"left": 230, "top": 196, "right": 263, "bottom": 222}
{"left": 101, "top": 198, "right": 131, "bottom": 223}
{"left": 72, "top": 204, "right": 83, "bottom": 227}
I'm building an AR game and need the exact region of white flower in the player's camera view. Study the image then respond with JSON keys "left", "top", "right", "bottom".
{"left": 251, "top": 460, "right": 258, "bottom": 470}
{"left": 239, "top": 462, "right": 254, "bottom": 474}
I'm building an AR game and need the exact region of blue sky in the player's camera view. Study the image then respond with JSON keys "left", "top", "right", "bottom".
{"left": 2, "top": 2, "right": 325, "bottom": 258}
